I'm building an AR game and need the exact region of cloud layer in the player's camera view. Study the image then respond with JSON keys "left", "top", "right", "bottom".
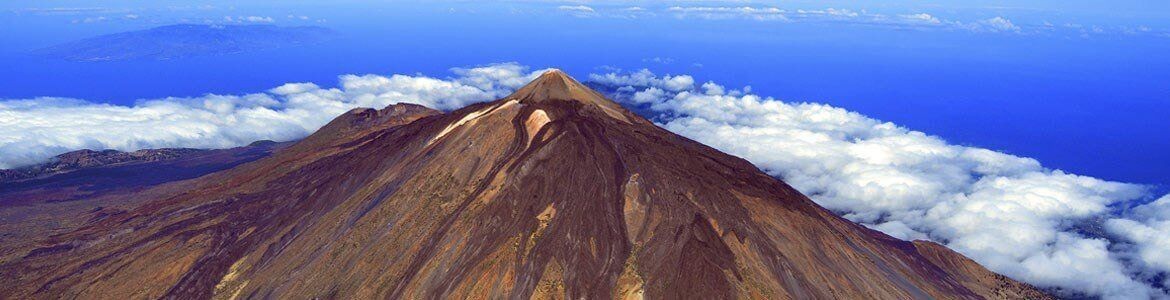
{"left": 663, "top": 6, "right": 1030, "bottom": 34}
{"left": 1, "top": 63, "right": 1166, "bottom": 298}
{"left": 548, "top": 4, "right": 1168, "bottom": 38}
{"left": 0, "top": 63, "right": 545, "bottom": 169}
{"left": 1107, "top": 195, "right": 1170, "bottom": 292}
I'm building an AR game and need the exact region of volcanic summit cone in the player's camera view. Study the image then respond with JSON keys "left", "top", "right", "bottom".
{"left": 0, "top": 70, "right": 1048, "bottom": 299}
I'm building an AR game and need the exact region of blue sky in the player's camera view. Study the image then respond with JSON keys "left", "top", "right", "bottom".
{"left": 1, "top": 2, "right": 1169, "bottom": 297}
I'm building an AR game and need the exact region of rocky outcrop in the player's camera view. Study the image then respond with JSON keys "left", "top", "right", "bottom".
{"left": 0, "top": 148, "right": 202, "bottom": 183}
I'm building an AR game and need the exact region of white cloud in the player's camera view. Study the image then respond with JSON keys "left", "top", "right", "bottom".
{"left": 551, "top": 4, "right": 652, "bottom": 19}
{"left": 953, "top": 16, "right": 1022, "bottom": 33}
{"left": 0, "top": 63, "right": 547, "bottom": 169}
{"left": 244, "top": 16, "right": 275, "bottom": 23}
{"left": 1107, "top": 195, "right": 1170, "bottom": 290}
{"left": 72, "top": 16, "right": 108, "bottom": 24}
{"left": 795, "top": 8, "right": 859, "bottom": 18}
{"left": 642, "top": 57, "right": 674, "bottom": 64}
{"left": 589, "top": 69, "right": 694, "bottom": 92}
{"left": 631, "top": 87, "right": 666, "bottom": 104}
{"left": 899, "top": 13, "right": 941, "bottom": 25}
{"left": 659, "top": 6, "right": 1007, "bottom": 33}
{"left": 981, "top": 16, "right": 1021, "bottom": 32}
{"left": 223, "top": 15, "right": 275, "bottom": 24}
{"left": 557, "top": 5, "right": 594, "bottom": 13}
{"left": 570, "top": 5, "right": 1149, "bottom": 37}
{"left": 667, "top": 6, "right": 789, "bottom": 21}
{"left": 557, "top": 5, "right": 596, "bottom": 17}
{"left": 588, "top": 68, "right": 1168, "bottom": 299}
{"left": 701, "top": 81, "right": 724, "bottom": 95}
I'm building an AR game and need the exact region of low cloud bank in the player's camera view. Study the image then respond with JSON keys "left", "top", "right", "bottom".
{"left": 1, "top": 63, "right": 1165, "bottom": 298}
{"left": 0, "top": 63, "right": 545, "bottom": 169}
{"left": 550, "top": 5, "right": 1168, "bottom": 39}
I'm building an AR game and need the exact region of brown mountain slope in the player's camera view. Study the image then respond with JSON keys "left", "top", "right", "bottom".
{"left": 0, "top": 70, "right": 1047, "bottom": 299}
{"left": 0, "top": 103, "right": 436, "bottom": 269}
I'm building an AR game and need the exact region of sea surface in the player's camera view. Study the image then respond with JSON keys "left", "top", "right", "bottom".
{"left": 1, "top": 2, "right": 1168, "bottom": 186}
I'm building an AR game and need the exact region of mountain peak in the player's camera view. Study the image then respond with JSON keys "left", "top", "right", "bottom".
{"left": 509, "top": 69, "right": 609, "bottom": 106}
{"left": 541, "top": 68, "right": 569, "bottom": 78}
{"left": 505, "top": 69, "right": 632, "bottom": 122}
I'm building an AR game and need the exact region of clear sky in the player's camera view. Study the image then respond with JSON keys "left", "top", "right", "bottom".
{"left": 2, "top": 1, "right": 1170, "bottom": 297}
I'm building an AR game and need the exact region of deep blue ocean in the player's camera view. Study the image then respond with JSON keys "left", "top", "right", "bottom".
{"left": 1, "top": 2, "right": 1168, "bottom": 186}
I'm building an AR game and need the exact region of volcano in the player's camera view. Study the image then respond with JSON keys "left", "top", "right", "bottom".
{"left": 0, "top": 70, "right": 1048, "bottom": 299}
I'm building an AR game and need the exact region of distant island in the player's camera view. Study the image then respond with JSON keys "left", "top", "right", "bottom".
{"left": 34, "top": 24, "right": 336, "bottom": 62}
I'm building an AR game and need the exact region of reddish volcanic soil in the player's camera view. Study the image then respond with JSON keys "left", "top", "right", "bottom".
{"left": 0, "top": 71, "right": 1049, "bottom": 299}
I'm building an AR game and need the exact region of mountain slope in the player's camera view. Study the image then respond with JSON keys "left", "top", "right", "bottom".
{"left": 0, "top": 70, "right": 1047, "bottom": 299}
